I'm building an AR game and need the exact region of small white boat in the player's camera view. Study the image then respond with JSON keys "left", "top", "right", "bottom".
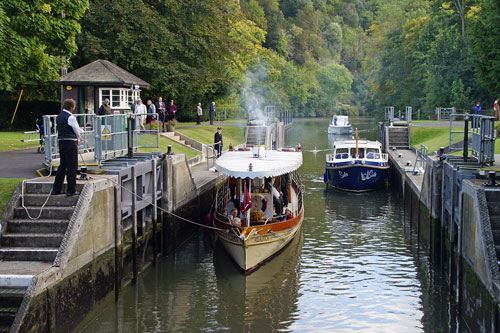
{"left": 328, "top": 115, "right": 353, "bottom": 135}
{"left": 214, "top": 147, "right": 304, "bottom": 273}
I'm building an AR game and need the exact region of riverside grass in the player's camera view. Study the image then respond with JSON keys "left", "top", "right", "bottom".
{"left": 0, "top": 132, "right": 40, "bottom": 152}
{"left": 176, "top": 125, "right": 245, "bottom": 148}
{"left": 138, "top": 134, "right": 200, "bottom": 159}
{"left": 0, "top": 178, "right": 22, "bottom": 216}
{"left": 411, "top": 126, "right": 500, "bottom": 154}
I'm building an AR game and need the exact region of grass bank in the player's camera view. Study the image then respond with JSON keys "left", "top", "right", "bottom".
{"left": 0, "top": 178, "right": 22, "bottom": 216}
{"left": 176, "top": 125, "right": 245, "bottom": 148}
{"left": 410, "top": 126, "right": 500, "bottom": 154}
{"left": 138, "top": 134, "right": 199, "bottom": 159}
{"left": 0, "top": 132, "right": 40, "bottom": 152}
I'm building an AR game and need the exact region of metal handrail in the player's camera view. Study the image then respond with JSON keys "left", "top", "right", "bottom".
{"left": 43, "top": 112, "right": 160, "bottom": 167}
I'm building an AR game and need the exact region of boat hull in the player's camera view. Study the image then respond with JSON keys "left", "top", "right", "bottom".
{"left": 328, "top": 125, "right": 352, "bottom": 135}
{"left": 215, "top": 207, "right": 304, "bottom": 273}
{"left": 325, "top": 163, "right": 389, "bottom": 192}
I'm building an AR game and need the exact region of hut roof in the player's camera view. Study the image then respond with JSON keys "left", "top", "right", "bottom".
{"left": 56, "top": 59, "right": 150, "bottom": 88}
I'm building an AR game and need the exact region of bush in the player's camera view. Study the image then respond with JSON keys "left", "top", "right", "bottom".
{"left": 0, "top": 100, "right": 60, "bottom": 130}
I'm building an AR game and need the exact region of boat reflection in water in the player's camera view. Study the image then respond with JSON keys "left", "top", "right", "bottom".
{"left": 213, "top": 230, "right": 303, "bottom": 331}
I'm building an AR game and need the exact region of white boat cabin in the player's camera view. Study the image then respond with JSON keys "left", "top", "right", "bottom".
{"left": 327, "top": 140, "right": 387, "bottom": 162}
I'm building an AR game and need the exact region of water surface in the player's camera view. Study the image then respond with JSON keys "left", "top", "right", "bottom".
{"left": 82, "top": 117, "right": 458, "bottom": 332}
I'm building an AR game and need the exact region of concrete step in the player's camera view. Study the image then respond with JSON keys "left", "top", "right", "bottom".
{"left": 1, "top": 233, "right": 64, "bottom": 248}
{"left": 490, "top": 215, "right": 500, "bottom": 230}
{"left": 14, "top": 206, "right": 73, "bottom": 220}
{"left": 0, "top": 307, "right": 17, "bottom": 327}
{"left": 486, "top": 191, "right": 500, "bottom": 202}
{"left": 492, "top": 230, "right": 500, "bottom": 244}
{"left": 0, "top": 287, "right": 25, "bottom": 307}
{"left": 495, "top": 245, "right": 500, "bottom": 259}
{"left": 20, "top": 194, "right": 79, "bottom": 207}
{"left": 7, "top": 219, "right": 69, "bottom": 234}
{"left": 24, "top": 183, "right": 84, "bottom": 195}
{"left": 162, "top": 132, "right": 175, "bottom": 137}
{"left": 0, "top": 248, "right": 58, "bottom": 262}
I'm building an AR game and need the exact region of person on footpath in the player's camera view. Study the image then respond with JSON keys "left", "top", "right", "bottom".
{"left": 476, "top": 102, "right": 482, "bottom": 115}
{"left": 494, "top": 100, "right": 498, "bottom": 119}
{"left": 168, "top": 100, "right": 177, "bottom": 121}
{"left": 214, "top": 127, "right": 223, "bottom": 157}
{"left": 135, "top": 99, "right": 147, "bottom": 130}
{"left": 197, "top": 103, "right": 203, "bottom": 125}
{"left": 98, "top": 98, "right": 111, "bottom": 115}
{"left": 52, "top": 99, "right": 81, "bottom": 196}
{"left": 155, "top": 97, "right": 166, "bottom": 131}
{"left": 146, "top": 100, "right": 156, "bottom": 124}
{"left": 210, "top": 102, "right": 216, "bottom": 125}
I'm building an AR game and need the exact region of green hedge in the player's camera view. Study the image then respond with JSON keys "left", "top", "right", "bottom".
{"left": 0, "top": 100, "right": 60, "bottom": 131}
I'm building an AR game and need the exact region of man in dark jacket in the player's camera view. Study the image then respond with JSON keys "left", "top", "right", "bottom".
{"left": 98, "top": 98, "right": 111, "bottom": 115}
{"left": 155, "top": 97, "right": 166, "bottom": 131}
{"left": 52, "top": 99, "right": 81, "bottom": 196}
{"left": 214, "top": 127, "right": 223, "bottom": 157}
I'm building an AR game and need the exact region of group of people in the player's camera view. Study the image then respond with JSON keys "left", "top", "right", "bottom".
{"left": 97, "top": 97, "right": 178, "bottom": 132}
{"left": 196, "top": 102, "right": 216, "bottom": 125}
{"left": 223, "top": 175, "right": 292, "bottom": 228}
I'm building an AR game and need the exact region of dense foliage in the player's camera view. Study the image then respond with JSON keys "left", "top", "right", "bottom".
{"left": 1, "top": 0, "right": 500, "bottom": 120}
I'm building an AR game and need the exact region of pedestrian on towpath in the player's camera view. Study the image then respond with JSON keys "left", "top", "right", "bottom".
{"left": 135, "top": 99, "right": 147, "bottom": 130}
{"left": 155, "top": 97, "right": 166, "bottom": 131}
{"left": 197, "top": 103, "right": 203, "bottom": 125}
{"left": 168, "top": 100, "right": 177, "bottom": 121}
{"left": 52, "top": 99, "right": 81, "bottom": 196}
{"left": 146, "top": 100, "right": 156, "bottom": 124}
{"left": 214, "top": 127, "right": 223, "bottom": 157}
{"left": 210, "top": 102, "right": 216, "bottom": 125}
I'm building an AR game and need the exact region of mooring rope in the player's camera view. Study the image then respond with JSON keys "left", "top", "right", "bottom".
{"left": 21, "top": 180, "right": 52, "bottom": 220}
{"left": 111, "top": 179, "right": 229, "bottom": 232}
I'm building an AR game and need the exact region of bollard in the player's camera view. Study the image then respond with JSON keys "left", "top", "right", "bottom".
{"left": 486, "top": 171, "right": 497, "bottom": 187}
{"left": 167, "top": 145, "right": 172, "bottom": 155}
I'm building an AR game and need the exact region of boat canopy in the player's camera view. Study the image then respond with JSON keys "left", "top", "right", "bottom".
{"left": 215, "top": 150, "right": 302, "bottom": 179}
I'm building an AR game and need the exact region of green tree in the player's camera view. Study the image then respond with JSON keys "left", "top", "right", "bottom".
{"left": 0, "top": 0, "right": 88, "bottom": 94}
{"left": 469, "top": 0, "right": 500, "bottom": 95}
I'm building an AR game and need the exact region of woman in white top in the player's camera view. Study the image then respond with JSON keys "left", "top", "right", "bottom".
{"left": 196, "top": 103, "right": 202, "bottom": 125}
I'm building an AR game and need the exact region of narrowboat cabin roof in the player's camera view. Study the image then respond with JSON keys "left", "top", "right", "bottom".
{"left": 215, "top": 149, "right": 302, "bottom": 179}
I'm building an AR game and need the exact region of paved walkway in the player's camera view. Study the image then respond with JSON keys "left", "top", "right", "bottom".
{"left": 0, "top": 148, "right": 45, "bottom": 179}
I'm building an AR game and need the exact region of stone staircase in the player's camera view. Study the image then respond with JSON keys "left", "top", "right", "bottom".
{"left": 388, "top": 126, "right": 410, "bottom": 149}
{"left": 161, "top": 132, "right": 201, "bottom": 152}
{"left": 245, "top": 126, "right": 268, "bottom": 147}
{"left": 486, "top": 191, "right": 500, "bottom": 270}
{"left": 0, "top": 182, "right": 82, "bottom": 262}
{"left": 0, "top": 285, "right": 26, "bottom": 332}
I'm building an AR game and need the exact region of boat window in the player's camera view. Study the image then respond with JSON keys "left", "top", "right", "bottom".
{"left": 335, "top": 148, "right": 349, "bottom": 159}
{"left": 350, "top": 148, "right": 364, "bottom": 158}
{"left": 366, "top": 148, "right": 380, "bottom": 159}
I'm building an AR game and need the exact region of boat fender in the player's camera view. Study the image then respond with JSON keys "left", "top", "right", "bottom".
{"left": 323, "top": 171, "right": 328, "bottom": 183}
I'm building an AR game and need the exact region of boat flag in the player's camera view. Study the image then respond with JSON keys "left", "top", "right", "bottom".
{"left": 240, "top": 185, "right": 252, "bottom": 214}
